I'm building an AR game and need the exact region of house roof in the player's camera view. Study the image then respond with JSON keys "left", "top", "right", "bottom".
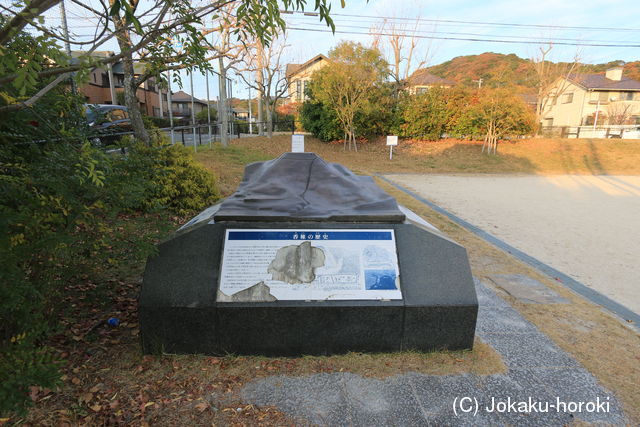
{"left": 285, "top": 54, "right": 329, "bottom": 79}
{"left": 172, "top": 90, "right": 207, "bottom": 105}
{"left": 407, "top": 69, "right": 456, "bottom": 87}
{"left": 568, "top": 73, "right": 640, "bottom": 91}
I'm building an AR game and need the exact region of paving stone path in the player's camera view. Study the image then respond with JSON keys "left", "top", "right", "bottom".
{"left": 240, "top": 279, "right": 627, "bottom": 425}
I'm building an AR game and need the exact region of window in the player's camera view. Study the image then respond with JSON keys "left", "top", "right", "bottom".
{"left": 543, "top": 118, "right": 554, "bottom": 127}
{"left": 620, "top": 92, "right": 634, "bottom": 101}
{"left": 562, "top": 93, "right": 573, "bottom": 104}
{"left": 598, "top": 91, "right": 609, "bottom": 102}
{"left": 302, "top": 81, "right": 308, "bottom": 99}
{"left": 296, "top": 80, "right": 302, "bottom": 101}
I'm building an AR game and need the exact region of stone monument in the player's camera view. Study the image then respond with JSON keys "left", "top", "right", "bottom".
{"left": 139, "top": 153, "right": 477, "bottom": 356}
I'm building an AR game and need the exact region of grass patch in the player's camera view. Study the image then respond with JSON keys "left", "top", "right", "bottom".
{"left": 194, "top": 144, "right": 271, "bottom": 196}
{"left": 196, "top": 135, "right": 640, "bottom": 177}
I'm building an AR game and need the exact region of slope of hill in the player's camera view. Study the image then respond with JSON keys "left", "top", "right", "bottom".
{"left": 427, "top": 52, "right": 536, "bottom": 90}
{"left": 427, "top": 53, "right": 640, "bottom": 91}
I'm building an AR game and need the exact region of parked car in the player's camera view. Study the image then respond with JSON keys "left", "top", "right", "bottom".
{"left": 84, "top": 104, "right": 132, "bottom": 146}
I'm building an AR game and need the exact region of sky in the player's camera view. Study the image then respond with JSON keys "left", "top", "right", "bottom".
{"left": 37, "top": 0, "right": 640, "bottom": 100}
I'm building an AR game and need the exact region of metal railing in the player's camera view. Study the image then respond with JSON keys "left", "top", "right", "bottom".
{"left": 539, "top": 125, "right": 640, "bottom": 139}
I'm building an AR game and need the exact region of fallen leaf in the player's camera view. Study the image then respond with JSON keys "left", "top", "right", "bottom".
{"left": 71, "top": 377, "right": 81, "bottom": 385}
{"left": 90, "top": 404, "right": 102, "bottom": 412}
{"left": 195, "top": 402, "right": 208, "bottom": 412}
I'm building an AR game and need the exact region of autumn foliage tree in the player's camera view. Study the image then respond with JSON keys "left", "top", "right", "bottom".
{"left": 457, "top": 88, "right": 536, "bottom": 154}
{"left": 308, "top": 41, "right": 388, "bottom": 151}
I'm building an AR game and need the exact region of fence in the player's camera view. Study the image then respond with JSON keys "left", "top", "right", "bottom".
{"left": 540, "top": 125, "right": 640, "bottom": 140}
{"left": 84, "top": 120, "right": 296, "bottom": 148}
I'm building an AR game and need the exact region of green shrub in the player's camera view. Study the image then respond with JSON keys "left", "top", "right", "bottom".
{"left": 397, "top": 88, "right": 454, "bottom": 140}
{"left": 300, "top": 99, "right": 342, "bottom": 142}
{"left": 144, "top": 115, "right": 172, "bottom": 128}
{"left": 196, "top": 107, "right": 217, "bottom": 123}
{"left": 108, "top": 143, "right": 220, "bottom": 215}
{"left": 0, "top": 335, "right": 60, "bottom": 415}
{"left": 1, "top": 96, "right": 218, "bottom": 417}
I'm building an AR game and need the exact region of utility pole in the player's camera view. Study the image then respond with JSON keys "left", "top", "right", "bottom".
{"left": 189, "top": 69, "right": 196, "bottom": 152}
{"left": 59, "top": 0, "right": 76, "bottom": 94}
{"left": 205, "top": 69, "right": 212, "bottom": 147}
{"left": 248, "top": 86, "right": 253, "bottom": 135}
{"left": 167, "top": 70, "right": 175, "bottom": 144}
{"left": 473, "top": 78, "right": 483, "bottom": 89}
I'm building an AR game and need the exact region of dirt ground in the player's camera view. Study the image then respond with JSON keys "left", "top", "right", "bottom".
{"left": 385, "top": 174, "right": 640, "bottom": 314}
{"left": 373, "top": 179, "right": 640, "bottom": 424}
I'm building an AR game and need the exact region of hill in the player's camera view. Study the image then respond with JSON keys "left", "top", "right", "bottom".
{"left": 426, "top": 53, "right": 640, "bottom": 91}
{"left": 427, "top": 52, "right": 535, "bottom": 90}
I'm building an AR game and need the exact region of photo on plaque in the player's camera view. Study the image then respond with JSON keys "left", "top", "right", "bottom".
{"left": 217, "top": 229, "right": 402, "bottom": 302}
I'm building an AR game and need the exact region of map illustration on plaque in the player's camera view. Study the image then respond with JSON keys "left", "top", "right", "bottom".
{"left": 217, "top": 229, "right": 402, "bottom": 302}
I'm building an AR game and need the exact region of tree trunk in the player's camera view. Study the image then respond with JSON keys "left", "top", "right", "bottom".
{"left": 113, "top": 17, "right": 150, "bottom": 145}
{"left": 218, "top": 56, "right": 229, "bottom": 147}
{"left": 256, "top": 70, "right": 264, "bottom": 136}
{"left": 266, "top": 98, "right": 273, "bottom": 138}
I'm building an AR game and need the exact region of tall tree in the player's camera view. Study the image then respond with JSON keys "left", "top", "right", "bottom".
{"left": 371, "top": 16, "right": 436, "bottom": 86}
{"left": 309, "top": 41, "right": 388, "bottom": 151}
{"left": 0, "top": 0, "right": 338, "bottom": 142}
{"left": 459, "top": 88, "right": 536, "bottom": 154}
{"left": 236, "top": 34, "right": 290, "bottom": 138}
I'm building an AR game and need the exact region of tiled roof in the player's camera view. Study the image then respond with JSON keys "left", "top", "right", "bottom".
{"left": 407, "top": 69, "right": 456, "bottom": 87}
{"left": 568, "top": 73, "right": 640, "bottom": 91}
{"left": 172, "top": 90, "right": 207, "bottom": 104}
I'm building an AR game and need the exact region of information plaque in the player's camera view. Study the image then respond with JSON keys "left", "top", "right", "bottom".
{"left": 291, "top": 134, "right": 304, "bottom": 152}
{"left": 217, "top": 229, "right": 402, "bottom": 302}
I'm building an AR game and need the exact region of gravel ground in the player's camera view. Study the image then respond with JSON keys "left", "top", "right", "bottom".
{"left": 384, "top": 174, "right": 640, "bottom": 314}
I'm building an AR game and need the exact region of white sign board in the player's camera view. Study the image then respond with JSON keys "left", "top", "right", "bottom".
{"left": 291, "top": 134, "right": 305, "bottom": 153}
{"left": 218, "top": 229, "right": 402, "bottom": 301}
{"left": 386, "top": 135, "right": 398, "bottom": 146}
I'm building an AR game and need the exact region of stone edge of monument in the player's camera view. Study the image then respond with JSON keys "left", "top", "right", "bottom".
{"left": 139, "top": 221, "right": 478, "bottom": 356}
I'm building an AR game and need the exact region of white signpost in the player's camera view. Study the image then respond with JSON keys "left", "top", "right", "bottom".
{"left": 291, "top": 134, "right": 305, "bottom": 153}
{"left": 386, "top": 135, "right": 398, "bottom": 160}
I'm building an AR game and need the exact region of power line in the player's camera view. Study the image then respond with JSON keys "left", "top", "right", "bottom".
{"left": 283, "top": 10, "right": 640, "bottom": 33}
{"left": 285, "top": 27, "right": 640, "bottom": 48}
{"left": 283, "top": 19, "right": 639, "bottom": 45}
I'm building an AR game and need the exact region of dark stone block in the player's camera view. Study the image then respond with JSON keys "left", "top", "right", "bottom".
{"left": 140, "top": 221, "right": 477, "bottom": 355}
{"left": 216, "top": 304, "right": 403, "bottom": 356}
{"left": 139, "top": 154, "right": 477, "bottom": 356}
